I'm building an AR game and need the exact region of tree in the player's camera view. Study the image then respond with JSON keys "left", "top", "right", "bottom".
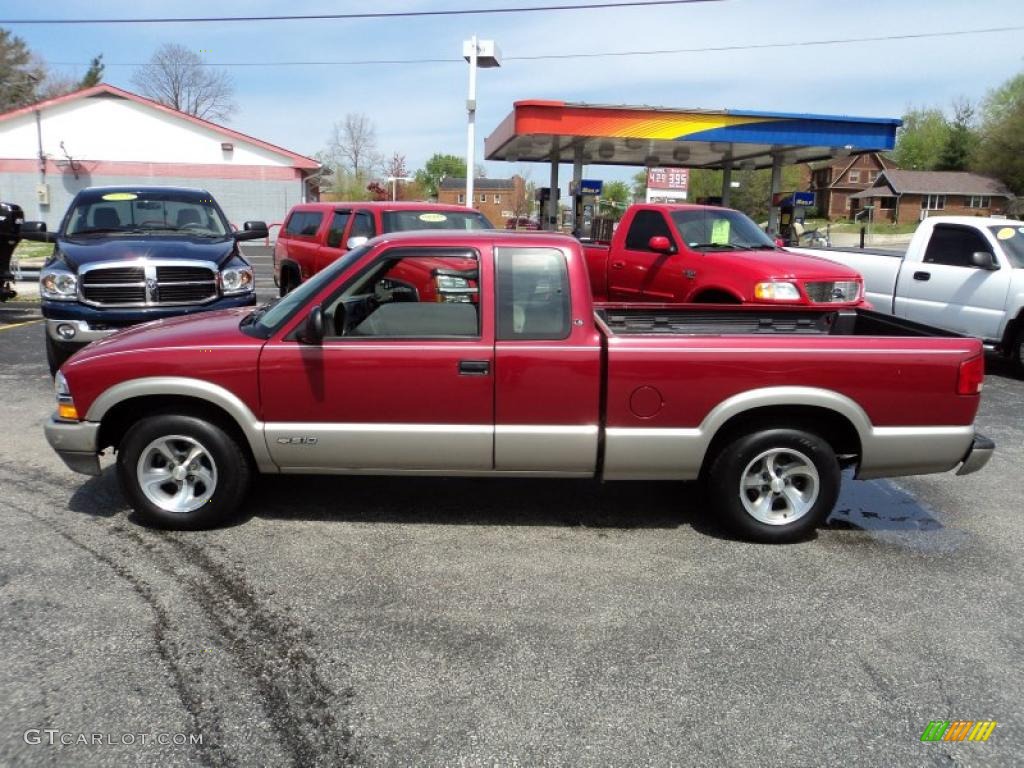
{"left": 974, "top": 71, "right": 1024, "bottom": 196}
{"left": 329, "top": 113, "right": 382, "bottom": 181}
{"left": 79, "top": 54, "right": 104, "bottom": 89}
{"left": 415, "top": 153, "right": 468, "bottom": 199}
{"left": 631, "top": 170, "right": 649, "bottom": 201}
{"left": 598, "top": 180, "right": 631, "bottom": 221}
{"left": 893, "top": 107, "right": 950, "bottom": 170}
{"left": 936, "top": 99, "right": 978, "bottom": 171}
{"left": 0, "top": 28, "right": 46, "bottom": 112}
{"left": 131, "top": 43, "right": 235, "bottom": 122}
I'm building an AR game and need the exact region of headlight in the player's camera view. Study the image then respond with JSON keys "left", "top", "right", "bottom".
{"left": 435, "top": 274, "right": 477, "bottom": 303}
{"left": 54, "top": 372, "right": 78, "bottom": 420}
{"left": 40, "top": 268, "right": 78, "bottom": 300}
{"left": 437, "top": 275, "right": 469, "bottom": 291}
{"left": 219, "top": 266, "right": 254, "bottom": 294}
{"left": 754, "top": 281, "right": 801, "bottom": 301}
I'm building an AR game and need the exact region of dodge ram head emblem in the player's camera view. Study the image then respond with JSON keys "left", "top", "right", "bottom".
{"left": 145, "top": 277, "right": 159, "bottom": 303}
{"left": 831, "top": 286, "right": 846, "bottom": 300}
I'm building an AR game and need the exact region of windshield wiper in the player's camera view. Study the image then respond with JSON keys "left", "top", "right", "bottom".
{"left": 690, "top": 242, "right": 753, "bottom": 250}
{"left": 243, "top": 297, "right": 282, "bottom": 325}
{"left": 70, "top": 227, "right": 124, "bottom": 235}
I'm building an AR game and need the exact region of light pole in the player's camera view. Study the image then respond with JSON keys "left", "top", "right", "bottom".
{"left": 386, "top": 176, "right": 414, "bottom": 201}
{"left": 463, "top": 37, "right": 501, "bottom": 210}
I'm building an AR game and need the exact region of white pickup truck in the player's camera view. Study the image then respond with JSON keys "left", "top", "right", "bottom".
{"left": 790, "top": 216, "right": 1024, "bottom": 375}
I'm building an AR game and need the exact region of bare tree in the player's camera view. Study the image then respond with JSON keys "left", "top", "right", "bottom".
{"left": 328, "top": 113, "right": 382, "bottom": 180}
{"left": 131, "top": 43, "right": 235, "bottom": 122}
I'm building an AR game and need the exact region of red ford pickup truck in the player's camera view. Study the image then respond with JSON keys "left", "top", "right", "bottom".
{"left": 273, "top": 201, "right": 492, "bottom": 294}
{"left": 45, "top": 231, "right": 992, "bottom": 542}
{"left": 586, "top": 204, "right": 866, "bottom": 306}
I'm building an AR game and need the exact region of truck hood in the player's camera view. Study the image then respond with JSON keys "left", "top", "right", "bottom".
{"left": 68, "top": 307, "right": 261, "bottom": 364}
{"left": 725, "top": 248, "right": 862, "bottom": 280}
{"left": 58, "top": 235, "right": 237, "bottom": 270}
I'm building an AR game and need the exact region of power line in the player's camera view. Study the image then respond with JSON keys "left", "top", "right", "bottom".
{"left": 0, "top": 0, "right": 721, "bottom": 25}
{"left": 49, "top": 25, "right": 1024, "bottom": 68}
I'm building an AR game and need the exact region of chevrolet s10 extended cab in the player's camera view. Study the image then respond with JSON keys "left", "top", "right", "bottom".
{"left": 790, "top": 216, "right": 1024, "bottom": 375}
{"left": 584, "top": 204, "right": 866, "bottom": 307}
{"left": 45, "top": 231, "right": 993, "bottom": 542}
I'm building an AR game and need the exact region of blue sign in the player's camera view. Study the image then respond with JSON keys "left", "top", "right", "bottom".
{"left": 574, "top": 179, "right": 603, "bottom": 196}
{"left": 791, "top": 191, "right": 815, "bottom": 207}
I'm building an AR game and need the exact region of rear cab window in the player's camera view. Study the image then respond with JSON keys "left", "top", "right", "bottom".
{"left": 382, "top": 210, "right": 493, "bottom": 232}
{"left": 495, "top": 247, "right": 571, "bottom": 340}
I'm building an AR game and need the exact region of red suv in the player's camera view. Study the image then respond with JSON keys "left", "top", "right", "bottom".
{"left": 274, "top": 201, "right": 492, "bottom": 294}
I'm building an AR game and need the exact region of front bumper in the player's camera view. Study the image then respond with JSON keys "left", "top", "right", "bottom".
{"left": 44, "top": 416, "right": 101, "bottom": 476}
{"left": 42, "top": 293, "right": 257, "bottom": 345}
{"left": 956, "top": 434, "right": 995, "bottom": 476}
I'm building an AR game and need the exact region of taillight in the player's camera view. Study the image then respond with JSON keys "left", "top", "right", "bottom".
{"left": 957, "top": 355, "right": 985, "bottom": 395}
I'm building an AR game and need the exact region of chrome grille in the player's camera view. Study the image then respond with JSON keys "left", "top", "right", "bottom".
{"left": 804, "top": 280, "right": 860, "bottom": 303}
{"left": 79, "top": 261, "right": 219, "bottom": 307}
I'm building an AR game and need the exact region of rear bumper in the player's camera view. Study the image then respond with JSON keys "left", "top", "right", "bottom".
{"left": 956, "top": 434, "right": 995, "bottom": 476}
{"left": 44, "top": 416, "right": 101, "bottom": 476}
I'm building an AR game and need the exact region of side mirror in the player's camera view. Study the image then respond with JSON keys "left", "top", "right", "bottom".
{"left": 648, "top": 235, "right": 674, "bottom": 253}
{"left": 971, "top": 251, "right": 999, "bottom": 270}
{"left": 20, "top": 221, "right": 56, "bottom": 242}
{"left": 346, "top": 235, "right": 368, "bottom": 250}
{"left": 233, "top": 221, "right": 269, "bottom": 241}
{"left": 300, "top": 305, "right": 324, "bottom": 344}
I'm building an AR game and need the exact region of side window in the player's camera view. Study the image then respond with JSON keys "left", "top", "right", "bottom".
{"left": 326, "top": 211, "right": 351, "bottom": 248}
{"left": 350, "top": 212, "right": 376, "bottom": 239}
{"left": 923, "top": 225, "right": 991, "bottom": 268}
{"left": 624, "top": 211, "right": 673, "bottom": 251}
{"left": 323, "top": 248, "right": 480, "bottom": 339}
{"left": 284, "top": 211, "right": 323, "bottom": 237}
{"left": 496, "top": 247, "right": 571, "bottom": 341}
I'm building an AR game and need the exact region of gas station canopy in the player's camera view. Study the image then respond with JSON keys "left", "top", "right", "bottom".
{"left": 484, "top": 100, "right": 900, "bottom": 169}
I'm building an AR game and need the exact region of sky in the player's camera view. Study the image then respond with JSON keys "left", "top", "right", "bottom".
{"left": 4, "top": 0, "right": 1024, "bottom": 188}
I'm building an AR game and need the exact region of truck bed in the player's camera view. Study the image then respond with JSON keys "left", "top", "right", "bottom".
{"left": 595, "top": 306, "right": 964, "bottom": 338}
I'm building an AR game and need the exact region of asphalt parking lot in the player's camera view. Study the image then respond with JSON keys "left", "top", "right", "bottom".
{"left": 1, "top": 250, "right": 1022, "bottom": 766}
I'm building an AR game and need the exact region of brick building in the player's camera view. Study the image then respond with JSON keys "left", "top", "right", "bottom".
{"left": 0, "top": 83, "right": 320, "bottom": 229}
{"left": 850, "top": 170, "right": 1013, "bottom": 223}
{"left": 437, "top": 176, "right": 527, "bottom": 227}
{"left": 805, "top": 152, "right": 897, "bottom": 220}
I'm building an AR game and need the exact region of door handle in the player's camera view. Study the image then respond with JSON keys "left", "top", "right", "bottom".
{"left": 611, "top": 261, "right": 625, "bottom": 270}
{"left": 913, "top": 271, "right": 931, "bottom": 281}
{"left": 458, "top": 360, "right": 490, "bottom": 375}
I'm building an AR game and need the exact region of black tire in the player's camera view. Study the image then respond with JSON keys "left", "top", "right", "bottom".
{"left": 706, "top": 428, "right": 840, "bottom": 543}
{"left": 1012, "top": 327, "right": 1024, "bottom": 379}
{"left": 279, "top": 266, "right": 298, "bottom": 297}
{"left": 116, "top": 414, "right": 251, "bottom": 530}
{"left": 46, "top": 335, "right": 75, "bottom": 377}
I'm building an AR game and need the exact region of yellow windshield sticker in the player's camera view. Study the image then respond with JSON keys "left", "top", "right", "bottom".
{"left": 419, "top": 213, "right": 448, "bottom": 223}
{"left": 711, "top": 219, "right": 730, "bottom": 245}
{"left": 101, "top": 192, "right": 137, "bottom": 201}
{"left": 996, "top": 227, "right": 1015, "bottom": 240}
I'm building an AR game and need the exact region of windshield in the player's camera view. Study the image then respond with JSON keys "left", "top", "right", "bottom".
{"left": 64, "top": 190, "right": 230, "bottom": 237}
{"left": 991, "top": 224, "right": 1024, "bottom": 268}
{"left": 382, "top": 210, "right": 493, "bottom": 232}
{"left": 249, "top": 244, "right": 371, "bottom": 335}
{"left": 670, "top": 209, "right": 777, "bottom": 250}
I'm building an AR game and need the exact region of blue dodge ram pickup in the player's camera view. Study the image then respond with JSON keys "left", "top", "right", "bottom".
{"left": 21, "top": 186, "right": 267, "bottom": 374}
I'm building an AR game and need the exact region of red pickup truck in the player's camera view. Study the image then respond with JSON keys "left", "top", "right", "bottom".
{"left": 273, "top": 201, "right": 492, "bottom": 294}
{"left": 45, "top": 231, "right": 992, "bottom": 543}
{"left": 586, "top": 204, "right": 866, "bottom": 306}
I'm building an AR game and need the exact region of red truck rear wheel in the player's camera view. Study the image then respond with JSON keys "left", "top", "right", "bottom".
{"left": 116, "top": 414, "right": 251, "bottom": 530}
{"left": 707, "top": 428, "right": 840, "bottom": 543}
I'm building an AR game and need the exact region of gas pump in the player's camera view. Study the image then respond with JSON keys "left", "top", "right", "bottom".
{"left": 569, "top": 179, "right": 602, "bottom": 238}
{"left": 773, "top": 192, "right": 815, "bottom": 245}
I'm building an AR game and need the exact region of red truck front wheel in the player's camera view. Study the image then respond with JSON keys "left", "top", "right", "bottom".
{"left": 117, "top": 414, "right": 251, "bottom": 529}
